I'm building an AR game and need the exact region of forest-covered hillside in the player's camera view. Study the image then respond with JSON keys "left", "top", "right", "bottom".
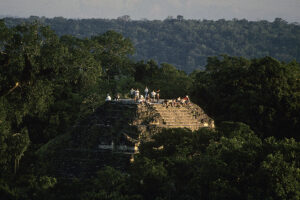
{"left": 0, "top": 21, "right": 299, "bottom": 199}
{"left": 3, "top": 16, "right": 300, "bottom": 72}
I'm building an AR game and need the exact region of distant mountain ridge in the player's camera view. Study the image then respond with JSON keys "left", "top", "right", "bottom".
{"left": 3, "top": 16, "right": 300, "bottom": 72}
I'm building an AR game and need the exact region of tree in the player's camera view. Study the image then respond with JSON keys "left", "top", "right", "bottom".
{"left": 191, "top": 55, "right": 300, "bottom": 139}
{"left": 92, "top": 30, "right": 134, "bottom": 80}
{"left": 7, "top": 131, "right": 30, "bottom": 174}
{"left": 133, "top": 61, "right": 192, "bottom": 98}
{"left": 117, "top": 15, "right": 131, "bottom": 22}
{"left": 130, "top": 123, "right": 300, "bottom": 200}
{"left": 177, "top": 15, "right": 184, "bottom": 21}
{"left": 4, "top": 17, "right": 300, "bottom": 73}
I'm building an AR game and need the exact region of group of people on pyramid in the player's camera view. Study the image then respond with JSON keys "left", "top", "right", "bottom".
{"left": 105, "top": 93, "right": 119, "bottom": 101}
{"left": 130, "top": 87, "right": 160, "bottom": 103}
{"left": 163, "top": 95, "right": 190, "bottom": 108}
{"left": 105, "top": 86, "right": 190, "bottom": 106}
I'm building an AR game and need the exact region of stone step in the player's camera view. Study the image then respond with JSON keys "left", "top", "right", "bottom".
{"left": 158, "top": 110, "right": 189, "bottom": 113}
{"left": 154, "top": 106, "right": 189, "bottom": 109}
{"left": 159, "top": 112, "right": 193, "bottom": 115}
{"left": 162, "top": 117, "right": 198, "bottom": 120}
{"left": 159, "top": 112, "right": 194, "bottom": 115}
{"left": 153, "top": 106, "right": 189, "bottom": 110}
{"left": 164, "top": 118, "right": 201, "bottom": 121}
{"left": 166, "top": 123, "right": 201, "bottom": 126}
{"left": 159, "top": 112, "right": 193, "bottom": 116}
{"left": 159, "top": 111, "right": 191, "bottom": 114}
{"left": 161, "top": 117, "right": 196, "bottom": 121}
{"left": 158, "top": 112, "right": 191, "bottom": 116}
{"left": 155, "top": 107, "right": 190, "bottom": 110}
{"left": 165, "top": 125, "right": 200, "bottom": 130}
{"left": 164, "top": 123, "right": 202, "bottom": 126}
{"left": 158, "top": 113, "right": 191, "bottom": 116}
{"left": 163, "top": 118, "right": 198, "bottom": 122}
{"left": 150, "top": 102, "right": 214, "bottom": 130}
{"left": 161, "top": 116, "right": 197, "bottom": 120}
{"left": 162, "top": 120, "right": 199, "bottom": 123}
{"left": 163, "top": 119, "right": 201, "bottom": 124}
{"left": 162, "top": 124, "right": 194, "bottom": 127}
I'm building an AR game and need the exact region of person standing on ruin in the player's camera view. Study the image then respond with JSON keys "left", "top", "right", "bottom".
{"left": 151, "top": 90, "right": 156, "bottom": 103}
{"left": 156, "top": 89, "right": 160, "bottom": 103}
{"left": 135, "top": 89, "right": 140, "bottom": 102}
{"left": 130, "top": 88, "right": 135, "bottom": 99}
{"left": 144, "top": 86, "right": 149, "bottom": 98}
{"left": 115, "top": 93, "right": 120, "bottom": 101}
{"left": 105, "top": 94, "right": 112, "bottom": 101}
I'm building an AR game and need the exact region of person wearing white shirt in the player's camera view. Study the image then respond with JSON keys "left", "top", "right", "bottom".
{"left": 105, "top": 94, "right": 112, "bottom": 101}
{"left": 151, "top": 90, "right": 156, "bottom": 102}
{"left": 144, "top": 87, "right": 149, "bottom": 98}
{"left": 135, "top": 89, "right": 140, "bottom": 102}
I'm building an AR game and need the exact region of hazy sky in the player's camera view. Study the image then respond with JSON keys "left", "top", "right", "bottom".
{"left": 0, "top": 0, "right": 299, "bottom": 22}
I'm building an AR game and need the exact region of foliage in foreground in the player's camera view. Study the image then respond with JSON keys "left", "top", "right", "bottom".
{"left": 191, "top": 55, "right": 300, "bottom": 139}
{"left": 36, "top": 125, "right": 299, "bottom": 200}
{"left": 127, "top": 125, "right": 300, "bottom": 200}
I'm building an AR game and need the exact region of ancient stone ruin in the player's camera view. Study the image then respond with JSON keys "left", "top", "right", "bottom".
{"left": 80, "top": 100, "right": 214, "bottom": 152}
{"left": 47, "top": 100, "right": 214, "bottom": 178}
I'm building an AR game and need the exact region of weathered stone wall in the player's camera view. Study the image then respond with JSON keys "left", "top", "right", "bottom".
{"left": 151, "top": 103, "right": 215, "bottom": 130}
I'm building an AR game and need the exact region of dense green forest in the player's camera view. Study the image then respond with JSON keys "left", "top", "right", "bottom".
{"left": 0, "top": 21, "right": 300, "bottom": 199}
{"left": 3, "top": 16, "right": 300, "bottom": 73}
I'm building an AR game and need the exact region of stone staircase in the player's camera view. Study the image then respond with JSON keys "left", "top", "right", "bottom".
{"left": 151, "top": 103, "right": 214, "bottom": 131}
{"left": 46, "top": 100, "right": 214, "bottom": 178}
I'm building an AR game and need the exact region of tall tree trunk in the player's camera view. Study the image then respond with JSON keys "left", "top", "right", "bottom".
{"left": 14, "top": 158, "right": 17, "bottom": 174}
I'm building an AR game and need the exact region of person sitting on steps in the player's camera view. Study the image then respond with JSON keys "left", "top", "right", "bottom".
{"left": 163, "top": 99, "right": 168, "bottom": 107}
{"left": 172, "top": 99, "right": 176, "bottom": 107}
{"left": 183, "top": 95, "right": 190, "bottom": 105}
{"left": 176, "top": 97, "right": 182, "bottom": 107}
{"left": 138, "top": 95, "right": 145, "bottom": 104}
{"left": 145, "top": 94, "right": 150, "bottom": 103}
